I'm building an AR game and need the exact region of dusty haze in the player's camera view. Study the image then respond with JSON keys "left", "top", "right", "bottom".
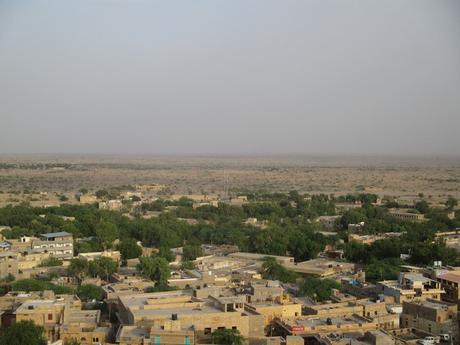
{"left": 1, "top": 1, "right": 460, "bottom": 155}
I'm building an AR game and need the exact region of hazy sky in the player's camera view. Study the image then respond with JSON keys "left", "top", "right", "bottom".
{"left": 1, "top": 0, "right": 459, "bottom": 156}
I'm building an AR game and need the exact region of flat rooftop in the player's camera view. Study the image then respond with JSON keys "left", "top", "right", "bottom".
{"left": 66, "top": 309, "right": 100, "bottom": 324}
{"left": 130, "top": 304, "right": 227, "bottom": 318}
{"left": 295, "top": 315, "right": 364, "bottom": 327}
{"left": 228, "top": 252, "right": 294, "bottom": 261}
{"left": 117, "top": 325, "right": 150, "bottom": 342}
{"left": 406, "top": 299, "right": 453, "bottom": 310}
{"left": 16, "top": 299, "right": 65, "bottom": 311}
{"left": 438, "top": 272, "right": 460, "bottom": 284}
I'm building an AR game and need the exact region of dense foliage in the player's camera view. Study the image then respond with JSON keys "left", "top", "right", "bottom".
{"left": 211, "top": 328, "right": 245, "bottom": 345}
{"left": 0, "top": 320, "right": 47, "bottom": 345}
{"left": 299, "top": 276, "right": 340, "bottom": 302}
{"left": 0, "top": 193, "right": 458, "bottom": 285}
{"left": 77, "top": 284, "right": 104, "bottom": 302}
{"left": 67, "top": 257, "right": 117, "bottom": 283}
{"left": 137, "top": 256, "right": 171, "bottom": 289}
{"left": 12, "top": 279, "right": 73, "bottom": 294}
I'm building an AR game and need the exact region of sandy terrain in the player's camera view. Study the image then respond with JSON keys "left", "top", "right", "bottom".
{"left": 0, "top": 155, "right": 459, "bottom": 206}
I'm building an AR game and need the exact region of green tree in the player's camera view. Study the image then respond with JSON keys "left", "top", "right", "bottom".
{"left": 95, "top": 189, "right": 108, "bottom": 199}
{"left": 299, "top": 276, "right": 340, "bottom": 302}
{"left": 211, "top": 328, "right": 244, "bottom": 345}
{"left": 137, "top": 256, "right": 171, "bottom": 287}
{"left": 95, "top": 221, "right": 118, "bottom": 250}
{"left": 67, "top": 258, "right": 89, "bottom": 284}
{"left": 261, "top": 257, "right": 297, "bottom": 283}
{"left": 446, "top": 197, "right": 458, "bottom": 210}
{"left": 88, "top": 257, "right": 117, "bottom": 281}
{"left": 0, "top": 320, "right": 46, "bottom": 345}
{"left": 1, "top": 273, "right": 15, "bottom": 283}
{"left": 157, "top": 246, "right": 175, "bottom": 262}
{"left": 11, "top": 279, "right": 72, "bottom": 294}
{"left": 339, "top": 209, "right": 366, "bottom": 229}
{"left": 39, "top": 257, "right": 63, "bottom": 267}
{"left": 118, "top": 238, "right": 142, "bottom": 264}
{"left": 180, "top": 260, "right": 196, "bottom": 270}
{"left": 131, "top": 195, "right": 141, "bottom": 202}
{"left": 77, "top": 284, "right": 104, "bottom": 302}
{"left": 182, "top": 244, "right": 203, "bottom": 261}
{"left": 414, "top": 200, "right": 430, "bottom": 214}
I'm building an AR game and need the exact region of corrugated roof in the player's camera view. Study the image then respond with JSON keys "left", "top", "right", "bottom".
{"left": 40, "top": 231, "right": 72, "bottom": 238}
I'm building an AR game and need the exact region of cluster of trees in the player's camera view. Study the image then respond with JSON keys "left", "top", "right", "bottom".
{"left": 341, "top": 199, "right": 460, "bottom": 280}
{"left": 136, "top": 256, "right": 171, "bottom": 290}
{"left": 117, "top": 238, "right": 143, "bottom": 264}
{"left": 77, "top": 284, "right": 104, "bottom": 302}
{"left": 0, "top": 320, "right": 47, "bottom": 345}
{"left": 299, "top": 276, "right": 340, "bottom": 302}
{"left": 262, "top": 257, "right": 297, "bottom": 283}
{"left": 211, "top": 328, "right": 244, "bottom": 345}
{"left": 67, "top": 257, "right": 117, "bottom": 284}
{"left": 39, "top": 257, "right": 63, "bottom": 267}
{"left": 0, "top": 192, "right": 458, "bottom": 286}
{"left": 11, "top": 279, "right": 73, "bottom": 294}
{"left": 0, "top": 319, "right": 83, "bottom": 345}
{"left": 261, "top": 257, "right": 340, "bottom": 302}
{"left": 0, "top": 194, "right": 339, "bottom": 262}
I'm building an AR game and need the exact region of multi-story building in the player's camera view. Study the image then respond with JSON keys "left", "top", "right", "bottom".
{"left": 78, "top": 250, "right": 121, "bottom": 263}
{"left": 379, "top": 272, "right": 444, "bottom": 303}
{"left": 388, "top": 210, "right": 425, "bottom": 222}
{"left": 60, "top": 308, "right": 110, "bottom": 345}
{"left": 228, "top": 252, "right": 295, "bottom": 265}
{"left": 14, "top": 292, "right": 109, "bottom": 344}
{"left": 15, "top": 298, "right": 70, "bottom": 341}
{"left": 245, "top": 301, "right": 302, "bottom": 328}
{"left": 117, "top": 290, "right": 265, "bottom": 342}
{"left": 401, "top": 299, "right": 458, "bottom": 343}
{"left": 31, "top": 231, "right": 74, "bottom": 260}
{"left": 0, "top": 251, "right": 18, "bottom": 278}
{"left": 303, "top": 299, "right": 390, "bottom": 320}
{"left": 437, "top": 271, "right": 460, "bottom": 306}
{"left": 283, "top": 258, "right": 355, "bottom": 277}
{"left": 275, "top": 305, "right": 399, "bottom": 338}
{"left": 117, "top": 316, "right": 195, "bottom": 345}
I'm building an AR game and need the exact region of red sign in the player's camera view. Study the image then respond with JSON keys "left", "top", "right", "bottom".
{"left": 290, "top": 325, "right": 305, "bottom": 332}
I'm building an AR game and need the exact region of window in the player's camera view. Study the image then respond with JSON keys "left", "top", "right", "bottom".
{"left": 232, "top": 326, "right": 237, "bottom": 330}
{"left": 204, "top": 328, "right": 211, "bottom": 335}
{"left": 93, "top": 337, "right": 99, "bottom": 342}
{"left": 47, "top": 314, "right": 53, "bottom": 321}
